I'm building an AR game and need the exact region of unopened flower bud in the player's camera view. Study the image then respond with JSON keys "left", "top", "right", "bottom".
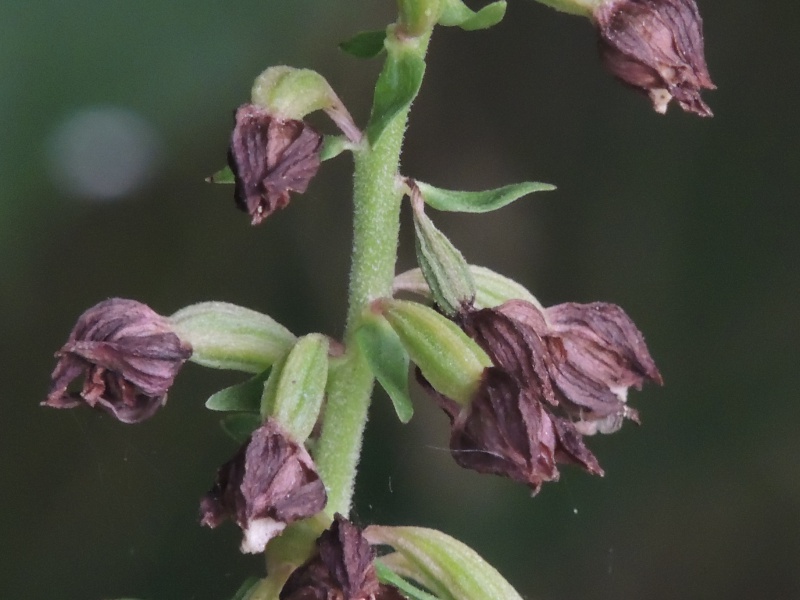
{"left": 170, "top": 301, "right": 296, "bottom": 374}
{"left": 280, "top": 514, "right": 403, "bottom": 600}
{"left": 593, "top": 0, "right": 715, "bottom": 116}
{"left": 409, "top": 181, "right": 476, "bottom": 317}
{"left": 377, "top": 299, "right": 491, "bottom": 405}
{"left": 199, "top": 419, "right": 327, "bottom": 554}
{"left": 365, "top": 525, "right": 525, "bottom": 600}
{"left": 228, "top": 104, "right": 323, "bottom": 225}
{"left": 42, "top": 298, "right": 191, "bottom": 424}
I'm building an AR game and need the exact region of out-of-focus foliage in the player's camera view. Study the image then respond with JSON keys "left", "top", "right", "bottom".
{"left": 2, "top": 1, "right": 799, "bottom": 599}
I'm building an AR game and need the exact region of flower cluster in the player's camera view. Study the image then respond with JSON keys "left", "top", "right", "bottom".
{"left": 423, "top": 298, "right": 662, "bottom": 493}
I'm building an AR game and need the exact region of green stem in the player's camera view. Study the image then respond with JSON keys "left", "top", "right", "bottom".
{"left": 314, "top": 31, "right": 431, "bottom": 518}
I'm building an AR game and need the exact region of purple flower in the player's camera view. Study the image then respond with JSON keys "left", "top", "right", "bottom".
{"left": 594, "top": 0, "right": 716, "bottom": 116}
{"left": 280, "top": 514, "right": 404, "bottom": 600}
{"left": 42, "top": 298, "right": 191, "bottom": 423}
{"left": 200, "top": 419, "right": 327, "bottom": 554}
{"left": 420, "top": 298, "right": 662, "bottom": 492}
{"left": 228, "top": 104, "right": 323, "bottom": 225}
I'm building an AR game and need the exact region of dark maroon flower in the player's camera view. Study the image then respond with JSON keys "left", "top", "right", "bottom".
{"left": 200, "top": 419, "right": 327, "bottom": 554}
{"left": 594, "top": 0, "right": 715, "bottom": 116}
{"left": 228, "top": 104, "right": 323, "bottom": 225}
{"left": 418, "top": 298, "right": 661, "bottom": 492}
{"left": 544, "top": 301, "right": 663, "bottom": 434}
{"left": 280, "top": 514, "right": 404, "bottom": 600}
{"left": 42, "top": 298, "right": 192, "bottom": 423}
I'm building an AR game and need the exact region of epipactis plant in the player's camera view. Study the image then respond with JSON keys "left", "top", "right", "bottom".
{"left": 43, "top": 0, "right": 713, "bottom": 598}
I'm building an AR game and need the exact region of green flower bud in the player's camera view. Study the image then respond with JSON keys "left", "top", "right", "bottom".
{"left": 410, "top": 181, "right": 475, "bottom": 317}
{"left": 394, "top": 264, "right": 545, "bottom": 311}
{"left": 533, "top": 0, "right": 601, "bottom": 17}
{"left": 376, "top": 299, "right": 491, "bottom": 404}
{"left": 169, "top": 302, "right": 296, "bottom": 373}
{"left": 365, "top": 525, "right": 525, "bottom": 600}
{"left": 261, "top": 333, "right": 329, "bottom": 442}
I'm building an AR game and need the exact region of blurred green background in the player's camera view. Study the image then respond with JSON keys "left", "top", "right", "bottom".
{"left": 2, "top": 1, "right": 798, "bottom": 598}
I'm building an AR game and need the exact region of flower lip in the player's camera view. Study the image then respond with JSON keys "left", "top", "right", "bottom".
{"left": 199, "top": 418, "right": 327, "bottom": 554}
{"left": 594, "top": 0, "right": 716, "bottom": 116}
{"left": 42, "top": 298, "right": 191, "bottom": 423}
{"left": 228, "top": 103, "right": 323, "bottom": 225}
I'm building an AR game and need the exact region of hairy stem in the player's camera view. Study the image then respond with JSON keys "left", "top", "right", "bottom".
{"left": 315, "top": 32, "right": 431, "bottom": 518}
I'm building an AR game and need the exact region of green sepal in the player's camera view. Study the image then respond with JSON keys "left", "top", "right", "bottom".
{"left": 416, "top": 180, "right": 555, "bottom": 213}
{"left": 366, "top": 526, "right": 525, "bottom": 600}
{"left": 367, "top": 41, "right": 426, "bottom": 146}
{"left": 251, "top": 66, "right": 338, "bottom": 121}
{"left": 206, "top": 165, "right": 235, "bottom": 184}
{"left": 339, "top": 29, "right": 387, "bottom": 58}
{"left": 205, "top": 369, "right": 270, "bottom": 412}
{"left": 375, "top": 560, "right": 440, "bottom": 600}
{"left": 220, "top": 413, "right": 262, "bottom": 444}
{"left": 439, "top": 0, "right": 507, "bottom": 30}
{"left": 170, "top": 302, "right": 296, "bottom": 374}
{"left": 394, "top": 264, "right": 545, "bottom": 311}
{"left": 260, "top": 333, "right": 329, "bottom": 442}
{"left": 355, "top": 315, "right": 413, "bottom": 423}
{"left": 378, "top": 299, "right": 491, "bottom": 404}
{"left": 534, "top": 0, "right": 598, "bottom": 17}
{"left": 412, "top": 202, "right": 475, "bottom": 317}
{"left": 228, "top": 577, "right": 261, "bottom": 600}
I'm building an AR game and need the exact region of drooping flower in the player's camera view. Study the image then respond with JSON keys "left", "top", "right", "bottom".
{"left": 42, "top": 298, "right": 192, "bottom": 423}
{"left": 593, "top": 0, "right": 716, "bottom": 116}
{"left": 543, "top": 301, "right": 663, "bottom": 434}
{"left": 280, "top": 514, "right": 404, "bottom": 600}
{"left": 199, "top": 418, "right": 327, "bottom": 554}
{"left": 228, "top": 104, "right": 323, "bottom": 225}
{"left": 418, "top": 297, "right": 661, "bottom": 492}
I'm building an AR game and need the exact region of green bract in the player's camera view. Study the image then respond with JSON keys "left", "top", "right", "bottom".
{"left": 416, "top": 180, "right": 555, "bottom": 213}
{"left": 355, "top": 314, "right": 413, "bottom": 423}
{"left": 320, "top": 135, "right": 351, "bottom": 161}
{"left": 227, "top": 576, "right": 261, "bottom": 600}
{"left": 170, "top": 302, "right": 296, "bottom": 373}
{"left": 205, "top": 369, "right": 270, "bottom": 412}
{"left": 375, "top": 561, "right": 440, "bottom": 600}
{"left": 366, "top": 33, "right": 426, "bottom": 146}
{"left": 339, "top": 29, "right": 387, "bottom": 59}
{"left": 439, "top": 0, "right": 507, "bottom": 30}
{"left": 260, "top": 333, "right": 329, "bottom": 442}
{"left": 219, "top": 413, "right": 261, "bottom": 444}
{"left": 366, "top": 526, "right": 525, "bottom": 600}
{"left": 378, "top": 299, "right": 490, "bottom": 404}
{"left": 206, "top": 165, "right": 235, "bottom": 184}
{"left": 412, "top": 198, "right": 475, "bottom": 317}
{"left": 394, "top": 264, "right": 545, "bottom": 311}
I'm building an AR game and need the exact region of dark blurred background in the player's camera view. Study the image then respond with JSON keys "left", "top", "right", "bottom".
{"left": 2, "top": 1, "right": 799, "bottom": 599}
